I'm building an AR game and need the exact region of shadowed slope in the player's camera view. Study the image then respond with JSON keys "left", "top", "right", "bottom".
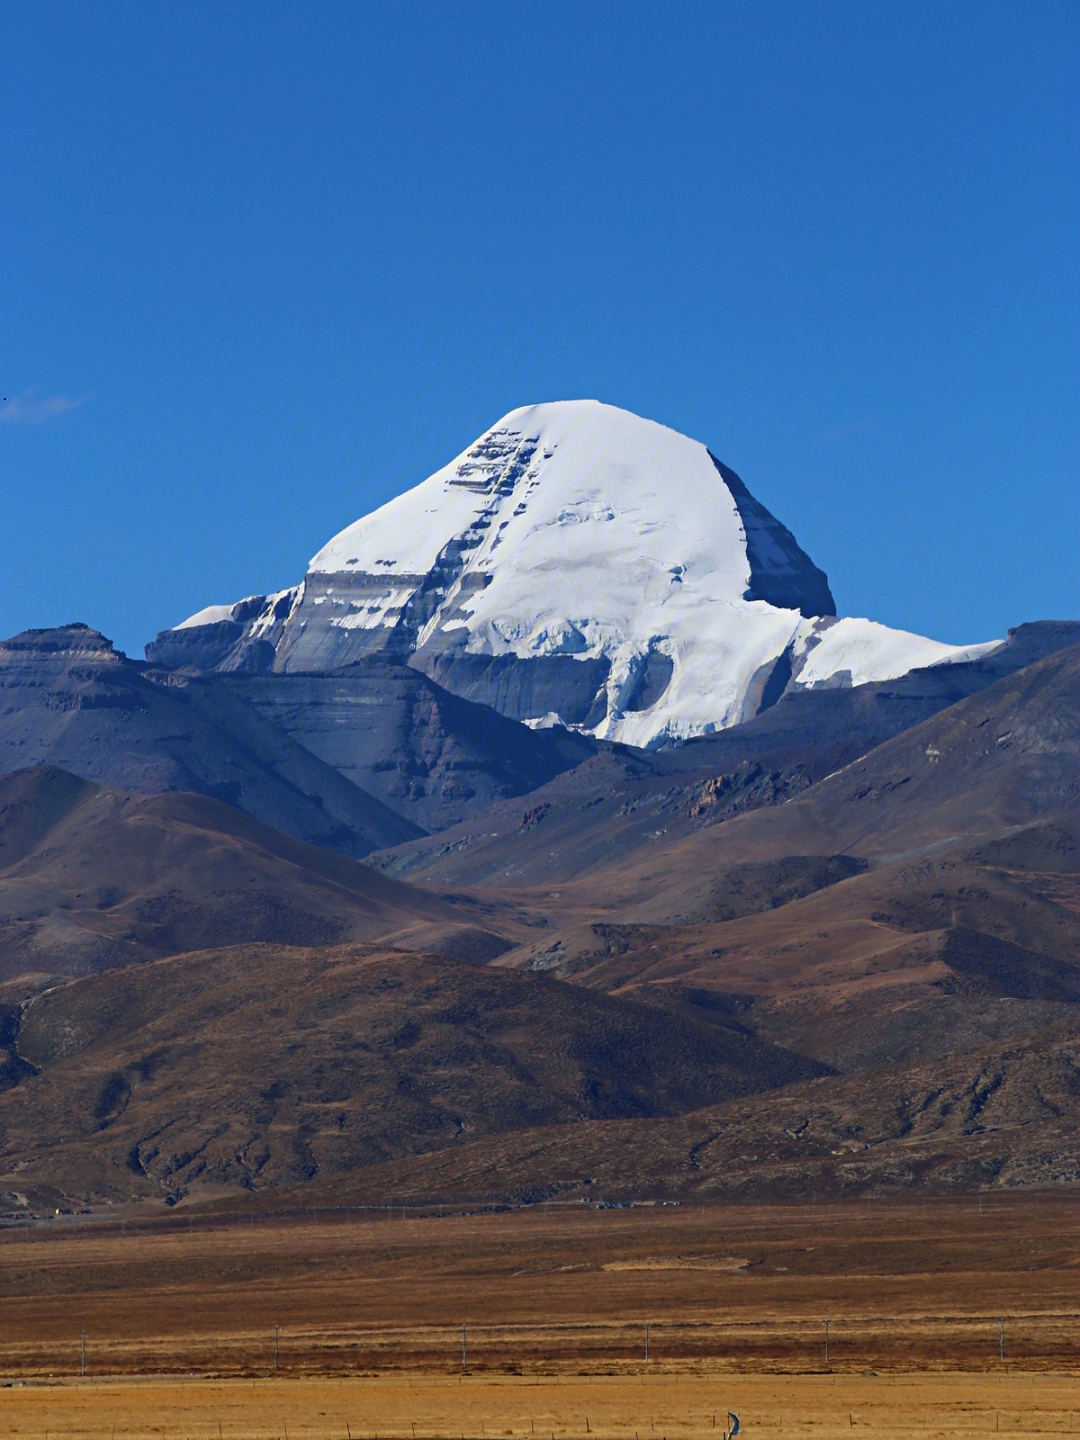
{"left": 0, "top": 625, "right": 421, "bottom": 857}
{"left": 0, "top": 942, "right": 826, "bottom": 1207}
{"left": 370, "top": 626, "right": 1080, "bottom": 889}
{"left": 214, "top": 658, "right": 598, "bottom": 833}
{"left": 230, "top": 1012, "right": 1080, "bottom": 1206}
{"left": 0, "top": 766, "right": 511, "bottom": 983}
{"left": 517, "top": 640, "right": 1080, "bottom": 921}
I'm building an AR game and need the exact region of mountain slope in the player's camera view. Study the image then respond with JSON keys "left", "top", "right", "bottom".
{"left": 3, "top": 641, "right": 1080, "bottom": 1209}
{"left": 470, "top": 644, "right": 1080, "bottom": 1105}
{"left": 369, "top": 623, "right": 1080, "bottom": 889}
{"left": 602, "top": 635, "right": 1080, "bottom": 890}
{"left": 0, "top": 766, "right": 509, "bottom": 984}
{"left": 251, "top": 1013, "right": 1080, "bottom": 1205}
{"left": 0, "top": 624, "right": 420, "bottom": 856}
{"left": 150, "top": 401, "right": 994, "bottom": 745}
{"left": 210, "top": 657, "right": 598, "bottom": 833}
{"left": 0, "top": 941, "right": 826, "bottom": 1207}
{"left": 478, "top": 638, "right": 1080, "bottom": 965}
{"left": 495, "top": 818, "right": 1080, "bottom": 1057}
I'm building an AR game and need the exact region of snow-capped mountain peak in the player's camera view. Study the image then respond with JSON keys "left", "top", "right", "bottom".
{"left": 310, "top": 400, "right": 834, "bottom": 620}
{"left": 149, "top": 400, "right": 998, "bottom": 745}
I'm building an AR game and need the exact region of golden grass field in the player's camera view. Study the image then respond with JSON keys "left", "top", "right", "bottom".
{"left": 2, "top": 1192, "right": 1078, "bottom": 1436}
{"left": 3, "top": 1373, "right": 1080, "bottom": 1440}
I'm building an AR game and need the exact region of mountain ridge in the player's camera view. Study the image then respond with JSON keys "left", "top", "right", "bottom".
{"left": 0, "top": 623, "right": 420, "bottom": 856}
{"left": 0, "top": 630, "right": 1078, "bottom": 1210}
{"left": 0, "top": 764, "right": 520, "bottom": 984}
{"left": 368, "top": 623, "right": 1080, "bottom": 890}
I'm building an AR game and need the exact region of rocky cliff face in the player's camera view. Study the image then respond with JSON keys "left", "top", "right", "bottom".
{"left": 0, "top": 624, "right": 421, "bottom": 856}
{"left": 148, "top": 400, "right": 996, "bottom": 746}
{"left": 216, "top": 657, "right": 598, "bottom": 834}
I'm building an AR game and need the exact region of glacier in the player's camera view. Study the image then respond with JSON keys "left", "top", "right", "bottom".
{"left": 148, "top": 400, "right": 998, "bottom": 747}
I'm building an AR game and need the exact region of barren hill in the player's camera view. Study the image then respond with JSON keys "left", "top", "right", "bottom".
{"left": 0, "top": 766, "right": 514, "bottom": 984}
{"left": 0, "top": 941, "right": 824, "bottom": 1208}
{"left": 250, "top": 1009, "right": 1080, "bottom": 1207}
{"left": 369, "top": 626, "right": 1080, "bottom": 890}
{"left": 3, "top": 637, "right": 1080, "bottom": 1214}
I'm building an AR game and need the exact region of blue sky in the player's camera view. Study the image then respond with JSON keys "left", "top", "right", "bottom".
{"left": 1, "top": 1, "right": 1076, "bottom": 656}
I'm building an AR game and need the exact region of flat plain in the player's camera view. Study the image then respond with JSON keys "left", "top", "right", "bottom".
{"left": 4, "top": 1372, "right": 1080, "bottom": 1440}
{"left": 2, "top": 1193, "right": 1079, "bottom": 1435}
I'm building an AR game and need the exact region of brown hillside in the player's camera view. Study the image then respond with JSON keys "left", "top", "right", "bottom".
{"left": 0, "top": 941, "right": 824, "bottom": 1209}
{"left": 375, "top": 641, "right": 1080, "bottom": 896}
{"left": 0, "top": 766, "right": 516, "bottom": 983}
{"left": 233, "top": 1012, "right": 1080, "bottom": 1208}
{"left": 4, "top": 646, "right": 1080, "bottom": 1212}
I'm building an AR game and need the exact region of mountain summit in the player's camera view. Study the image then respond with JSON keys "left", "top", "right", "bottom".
{"left": 151, "top": 401, "right": 995, "bottom": 745}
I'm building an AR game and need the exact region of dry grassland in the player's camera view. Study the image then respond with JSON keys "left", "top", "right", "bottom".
{"left": 2, "top": 1373, "right": 1079, "bottom": 1440}
{"left": 1, "top": 1193, "right": 1079, "bottom": 1435}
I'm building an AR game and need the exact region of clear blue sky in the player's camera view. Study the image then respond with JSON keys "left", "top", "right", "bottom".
{"left": 2, "top": 1, "right": 1076, "bottom": 656}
